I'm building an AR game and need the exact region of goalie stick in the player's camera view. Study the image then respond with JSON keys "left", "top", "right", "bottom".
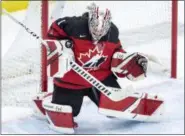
{"left": 3, "top": 9, "right": 164, "bottom": 121}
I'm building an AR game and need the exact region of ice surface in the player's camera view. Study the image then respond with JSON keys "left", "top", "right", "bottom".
{"left": 1, "top": 79, "right": 184, "bottom": 134}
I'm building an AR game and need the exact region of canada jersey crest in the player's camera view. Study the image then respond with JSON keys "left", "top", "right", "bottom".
{"left": 78, "top": 46, "right": 108, "bottom": 70}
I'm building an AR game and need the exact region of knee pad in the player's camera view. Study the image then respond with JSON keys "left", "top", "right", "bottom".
{"left": 42, "top": 95, "right": 75, "bottom": 134}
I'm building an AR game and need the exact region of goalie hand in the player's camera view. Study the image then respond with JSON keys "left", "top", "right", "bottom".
{"left": 135, "top": 54, "right": 148, "bottom": 77}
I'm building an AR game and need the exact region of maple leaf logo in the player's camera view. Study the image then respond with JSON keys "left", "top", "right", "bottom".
{"left": 78, "top": 46, "right": 108, "bottom": 70}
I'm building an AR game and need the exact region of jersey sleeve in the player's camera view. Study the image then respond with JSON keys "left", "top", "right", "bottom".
{"left": 47, "top": 17, "right": 73, "bottom": 40}
{"left": 111, "top": 24, "right": 127, "bottom": 78}
{"left": 113, "top": 45, "right": 127, "bottom": 78}
{"left": 110, "top": 23, "right": 126, "bottom": 53}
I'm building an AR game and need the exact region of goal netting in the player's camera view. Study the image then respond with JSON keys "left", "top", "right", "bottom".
{"left": 2, "top": 1, "right": 181, "bottom": 107}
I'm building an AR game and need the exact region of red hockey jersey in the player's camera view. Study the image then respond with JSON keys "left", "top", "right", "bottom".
{"left": 47, "top": 13, "right": 125, "bottom": 89}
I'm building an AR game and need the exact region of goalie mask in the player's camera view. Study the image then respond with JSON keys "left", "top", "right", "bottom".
{"left": 87, "top": 3, "right": 112, "bottom": 43}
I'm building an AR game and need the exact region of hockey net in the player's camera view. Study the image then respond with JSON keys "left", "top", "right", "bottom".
{"left": 2, "top": 1, "right": 181, "bottom": 107}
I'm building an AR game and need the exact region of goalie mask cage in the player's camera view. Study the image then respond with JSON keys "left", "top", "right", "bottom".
{"left": 2, "top": 1, "right": 179, "bottom": 107}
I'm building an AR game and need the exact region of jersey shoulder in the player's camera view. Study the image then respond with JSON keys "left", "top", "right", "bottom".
{"left": 108, "top": 22, "right": 119, "bottom": 43}
{"left": 55, "top": 16, "right": 89, "bottom": 37}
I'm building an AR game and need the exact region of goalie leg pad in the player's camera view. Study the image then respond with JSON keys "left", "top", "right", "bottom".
{"left": 42, "top": 95, "right": 75, "bottom": 134}
{"left": 32, "top": 92, "right": 52, "bottom": 119}
{"left": 98, "top": 92, "right": 164, "bottom": 122}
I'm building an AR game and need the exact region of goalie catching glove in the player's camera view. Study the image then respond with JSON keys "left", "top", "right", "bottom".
{"left": 111, "top": 52, "right": 148, "bottom": 81}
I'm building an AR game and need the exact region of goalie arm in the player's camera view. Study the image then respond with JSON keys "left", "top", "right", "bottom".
{"left": 108, "top": 25, "right": 148, "bottom": 80}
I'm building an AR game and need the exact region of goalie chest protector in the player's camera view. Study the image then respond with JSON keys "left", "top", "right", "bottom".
{"left": 48, "top": 15, "right": 124, "bottom": 89}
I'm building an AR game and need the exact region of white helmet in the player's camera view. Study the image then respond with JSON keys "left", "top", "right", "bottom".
{"left": 87, "top": 3, "right": 112, "bottom": 43}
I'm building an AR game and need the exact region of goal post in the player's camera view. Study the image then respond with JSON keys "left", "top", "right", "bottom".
{"left": 41, "top": 0, "right": 48, "bottom": 92}
{"left": 171, "top": 0, "right": 178, "bottom": 78}
{"left": 40, "top": 0, "right": 66, "bottom": 93}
